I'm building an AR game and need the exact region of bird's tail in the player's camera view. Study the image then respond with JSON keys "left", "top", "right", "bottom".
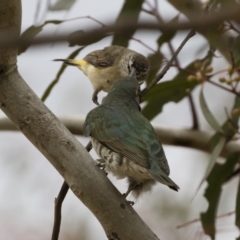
{"left": 148, "top": 167, "right": 180, "bottom": 192}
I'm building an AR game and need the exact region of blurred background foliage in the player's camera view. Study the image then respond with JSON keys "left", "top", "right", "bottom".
{"left": 1, "top": 0, "right": 240, "bottom": 239}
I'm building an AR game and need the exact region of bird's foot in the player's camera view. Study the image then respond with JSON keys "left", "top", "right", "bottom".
{"left": 127, "top": 200, "right": 134, "bottom": 206}
{"left": 122, "top": 193, "right": 135, "bottom": 206}
{"left": 95, "top": 159, "right": 108, "bottom": 175}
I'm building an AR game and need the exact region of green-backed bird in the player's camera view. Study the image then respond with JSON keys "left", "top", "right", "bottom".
{"left": 83, "top": 76, "right": 179, "bottom": 198}
{"left": 54, "top": 45, "right": 149, "bottom": 105}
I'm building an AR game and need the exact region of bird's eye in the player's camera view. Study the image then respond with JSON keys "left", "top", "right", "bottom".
{"left": 98, "top": 62, "right": 109, "bottom": 67}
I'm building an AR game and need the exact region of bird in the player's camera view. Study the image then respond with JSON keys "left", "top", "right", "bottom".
{"left": 83, "top": 75, "right": 179, "bottom": 199}
{"left": 54, "top": 45, "right": 150, "bottom": 105}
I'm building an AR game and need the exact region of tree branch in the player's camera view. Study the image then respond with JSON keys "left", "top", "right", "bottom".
{"left": 52, "top": 181, "right": 69, "bottom": 240}
{"left": 0, "top": 3, "right": 240, "bottom": 49}
{"left": 1, "top": 116, "right": 239, "bottom": 158}
{"left": 0, "top": 1, "right": 160, "bottom": 239}
{"left": 51, "top": 141, "right": 92, "bottom": 240}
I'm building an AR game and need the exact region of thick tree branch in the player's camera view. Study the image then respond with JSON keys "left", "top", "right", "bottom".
{"left": 0, "top": 1, "right": 160, "bottom": 239}
{"left": 1, "top": 116, "right": 239, "bottom": 158}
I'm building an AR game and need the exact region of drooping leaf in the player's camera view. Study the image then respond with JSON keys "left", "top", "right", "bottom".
{"left": 142, "top": 51, "right": 213, "bottom": 120}
{"left": 201, "top": 152, "right": 239, "bottom": 240}
{"left": 193, "top": 136, "right": 226, "bottom": 200}
{"left": 202, "top": 136, "right": 226, "bottom": 185}
{"left": 200, "top": 88, "right": 224, "bottom": 133}
{"left": 157, "top": 15, "right": 179, "bottom": 46}
{"left": 142, "top": 76, "right": 199, "bottom": 120}
{"left": 48, "top": 0, "right": 76, "bottom": 11}
{"left": 67, "top": 30, "right": 106, "bottom": 47}
{"left": 210, "top": 94, "right": 240, "bottom": 149}
{"left": 18, "top": 20, "right": 63, "bottom": 55}
{"left": 41, "top": 47, "right": 84, "bottom": 102}
{"left": 145, "top": 53, "right": 163, "bottom": 86}
{"left": 236, "top": 173, "right": 240, "bottom": 240}
{"left": 145, "top": 16, "right": 178, "bottom": 87}
{"left": 111, "top": 0, "right": 144, "bottom": 47}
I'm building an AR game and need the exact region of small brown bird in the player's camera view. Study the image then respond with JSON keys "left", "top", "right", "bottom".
{"left": 54, "top": 45, "right": 150, "bottom": 105}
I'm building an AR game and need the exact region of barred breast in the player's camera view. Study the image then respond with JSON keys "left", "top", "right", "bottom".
{"left": 91, "top": 137, "right": 152, "bottom": 181}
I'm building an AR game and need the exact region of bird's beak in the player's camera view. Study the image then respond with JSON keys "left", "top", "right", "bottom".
{"left": 53, "top": 59, "right": 87, "bottom": 67}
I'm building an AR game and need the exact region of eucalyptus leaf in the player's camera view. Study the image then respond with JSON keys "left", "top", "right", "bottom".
{"left": 236, "top": 176, "right": 240, "bottom": 240}
{"left": 48, "top": 0, "right": 76, "bottom": 11}
{"left": 145, "top": 53, "right": 163, "bottom": 86}
{"left": 210, "top": 94, "right": 240, "bottom": 149}
{"left": 142, "top": 50, "right": 213, "bottom": 120}
{"left": 157, "top": 15, "right": 178, "bottom": 47}
{"left": 111, "top": 0, "right": 144, "bottom": 47}
{"left": 18, "top": 20, "right": 63, "bottom": 55}
{"left": 203, "top": 136, "right": 226, "bottom": 183}
{"left": 201, "top": 152, "right": 239, "bottom": 240}
{"left": 199, "top": 88, "right": 224, "bottom": 134}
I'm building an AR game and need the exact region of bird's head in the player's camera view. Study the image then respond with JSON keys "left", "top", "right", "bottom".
{"left": 105, "top": 76, "right": 139, "bottom": 102}
{"left": 120, "top": 52, "right": 150, "bottom": 85}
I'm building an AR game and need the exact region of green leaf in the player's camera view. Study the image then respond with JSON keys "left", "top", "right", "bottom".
{"left": 111, "top": 0, "right": 144, "bottom": 47}
{"left": 210, "top": 94, "right": 240, "bottom": 149}
{"left": 18, "top": 20, "right": 63, "bottom": 55}
{"left": 193, "top": 136, "right": 226, "bottom": 200}
{"left": 230, "top": 35, "right": 240, "bottom": 68}
{"left": 203, "top": 136, "right": 226, "bottom": 184}
{"left": 145, "top": 53, "right": 163, "bottom": 86}
{"left": 67, "top": 30, "right": 106, "bottom": 47}
{"left": 48, "top": 0, "right": 76, "bottom": 11}
{"left": 41, "top": 47, "right": 84, "bottom": 102}
{"left": 145, "top": 16, "right": 178, "bottom": 87}
{"left": 236, "top": 174, "right": 240, "bottom": 240}
{"left": 142, "top": 51, "right": 213, "bottom": 120}
{"left": 157, "top": 15, "right": 179, "bottom": 47}
{"left": 200, "top": 88, "right": 224, "bottom": 134}
{"left": 142, "top": 76, "right": 199, "bottom": 120}
{"left": 201, "top": 152, "right": 239, "bottom": 240}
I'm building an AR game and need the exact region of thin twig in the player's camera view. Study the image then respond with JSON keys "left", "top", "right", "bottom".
{"left": 51, "top": 141, "right": 92, "bottom": 240}
{"left": 177, "top": 211, "right": 235, "bottom": 229}
{"left": 188, "top": 94, "right": 199, "bottom": 130}
{"left": 130, "top": 36, "right": 159, "bottom": 54}
{"left": 51, "top": 181, "right": 69, "bottom": 240}
{"left": 167, "top": 42, "right": 199, "bottom": 130}
{"left": 141, "top": 29, "right": 196, "bottom": 96}
{"left": 64, "top": 15, "right": 106, "bottom": 27}
{"left": 207, "top": 79, "right": 240, "bottom": 97}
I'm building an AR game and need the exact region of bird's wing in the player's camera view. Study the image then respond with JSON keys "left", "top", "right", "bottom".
{"left": 83, "top": 107, "right": 153, "bottom": 168}
{"left": 84, "top": 49, "right": 114, "bottom": 68}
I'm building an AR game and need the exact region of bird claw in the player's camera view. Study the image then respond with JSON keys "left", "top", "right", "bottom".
{"left": 95, "top": 159, "right": 108, "bottom": 175}
{"left": 127, "top": 200, "right": 134, "bottom": 206}
{"left": 122, "top": 193, "right": 134, "bottom": 206}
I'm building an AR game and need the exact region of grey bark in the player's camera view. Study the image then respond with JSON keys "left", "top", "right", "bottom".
{"left": 0, "top": 1, "right": 160, "bottom": 239}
